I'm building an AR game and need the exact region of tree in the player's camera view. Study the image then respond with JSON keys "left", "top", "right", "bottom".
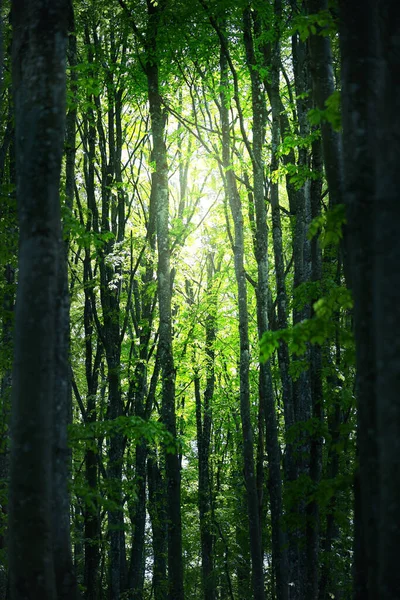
{"left": 9, "top": 0, "right": 79, "bottom": 598}
{"left": 218, "top": 30, "right": 265, "bottom": 600}
{"left": 340, "top": 1, "right": 400, "bottom": 598}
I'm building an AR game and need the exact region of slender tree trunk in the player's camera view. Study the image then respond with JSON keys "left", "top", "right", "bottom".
{"left": 262, "top": 23, "right": 298, "bottom": 597}
{"left": 219, "top": 43, "right": 265, "bottom": 600}
{"left": 90, "top": 42, "right": 127, "bottom": 597}
{"left": 51, "top": 6, "right": 80, "bottom": 597}
{"left": 306, "top": 0, "right": 343, "bottom": 210}
{"left": 83, "top": 291, "right": 102, "bottom": 600}
{"left": 127, "top": 362, "right": 148, "bottom": 600}
{"left": 243, "top": 7, "right": 288, "bottom": 598}
{"left": 80, "top": 63, "right": 102, "bottom": 598}
{"left": 318, "top": 366, "right": 341, "bottom": 600}
{"left": 194, "top": 262, "right": 216, "bottom": 600}
{"left": 281, "top": 12, "right": 312, "bottom": 597}
{"left": 306, "top": 135, "right": 324, "bottom": 600}
{"left": 235, "top": 487, "right": 251, "bottom": 600}
{"left": 128, "top": 442, "right": 147, "bottom": 600}
{"left": 65, "top": 7, "right": 77, "bottom": 220}
{"left": 147, "top": 452, "right": 168, "bottom": 600}
{"left": 195, "top": 373, "right": 215, "bottom": 600}
{"left": 126, "top": 163, "right": 158, "bottom": 600}
{"left": 145, "top": 2, "right": 184, "bottom": 598}
{"left": 52, "top": 240, "right": 80, "bottom": 600}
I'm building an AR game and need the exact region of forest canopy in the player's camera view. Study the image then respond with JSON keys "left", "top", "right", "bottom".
{"left": 0, "top": 1, "right": 399, "bottom": 599}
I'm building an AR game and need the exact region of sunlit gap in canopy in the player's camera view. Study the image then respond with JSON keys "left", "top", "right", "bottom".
{"left": 168, "top": 146, "right": 223, "bottom": 269}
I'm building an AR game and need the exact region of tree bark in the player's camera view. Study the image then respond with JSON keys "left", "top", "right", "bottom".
{"left": 374, "top": 5, "right": 400, "bottom": 595}
{"left": 194, "top": 261, "right": 216, "bottom": 600}
{"left": 242, "top": 7, "right": 288, "bottom": 599}
{"left": 339, "top": 1, "right": 378, "bottom": 597}
{"left": 80, "top": 49, "right": 102, "bottom": 597}
{"left": 340, "top": 1, "right": 400, "bottom": 597}
{"left": 306, "top": 0, "right": 343, "bottom": 210}
{"left": 0, "top": 91, "right": 16, "bottom": 600}
{"left": 52, "top": 240, "right": 80, "bottom": 600}
{"left": 147, "top": 452, "right": 168, "bottom": 600}
{"left": 9, "top": 1, "right": 74, "bottom": 597}
{"left": 219, "top": 41, "right": 265, "bottom": 600}
{"left": 145, "top": 2, "right": 184, "bottom": 598}
{"left": 194, "top": 257, "right": 216, "bottom": 600}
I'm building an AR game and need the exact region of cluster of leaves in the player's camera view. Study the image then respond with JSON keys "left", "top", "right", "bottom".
{"left": 69, "top": 415, "right": 177, "bottom": 453}
{"left": 291, "top": 9, "right": 338, "bottom": 42}
{"left": 308, "top": 90, "right": 342, "bottom": 132}
{"left": 308, "top": 203, "right": 346, "bottom": 247}
{"left": 260, "top": 284, "right": 353, "bottom": 362}
{"left": 271, "top": 161, "right": 321, "bottom": 190}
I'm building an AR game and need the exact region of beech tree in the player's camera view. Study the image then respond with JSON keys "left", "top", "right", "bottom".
{"left": 340, "top": 0, "right": 400, "bottom": 598}
{"left": 9, "top": 0, "right": 78, "bottom": 598}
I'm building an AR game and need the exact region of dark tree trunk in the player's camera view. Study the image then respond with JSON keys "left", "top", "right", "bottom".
{"left": 145, "top": 2, "right": 184, "bottom": 598}
{"left": 52, "top": 241, "right": 80, "bottom": 600}
{"left": 147, "top": 453, "right": 168, "bottom": 600}
{"left": 127, "top": 362, "right": 148, "bottom": 600}
{"left": 194, "top": 255, "right": 216, "bottom": 600}
{"left": 306, "top": 135, "right": 324, "bottom": 600}
{"left": 9, "top": 1, "right": 75, "bottom": 597}
{"left": 373, "top": 4, "right": 400, "bottom": 593}
{"left": 306, "top": 0, "right": 343, "bottom": 210}
{"left": 80, "top": 53, "right": 102, "bottom": 597}
{"left": 126, "top": 157, "right": 158, "bottom": 600}
{"left": 0, "top": 91, "right": 16, "bottom": 600}
{"left": 262, "top": 22, "right": 298, "bottom": 594}
{"left": 51, "top": 7, "right": 80, "bottom": 597}
{"left": 83, "top": 286, "right": 102, "bottom": 600}
{"left": 242, "top": 9, "right": 288, "bottom": 599}
{"left": 318, "top": 374, "right": 341, "bottom": 600}
{"left": 0, "top": 260, "right": 14, "bottom": 600}
{"left": 65, "top": 7, "right": 77, "bottom": 222}
{"left": 235, "top": 487, "right": 251, "bottom": 600}
{"left": 284, "top": 11, "right": 313, "bottom": 596}
{"left": 194, "top": 374, "right": 215, "bottom": 600}
{"left": 89, "top": 34, "right": 127, "bottom": 596}
{"left": 339, "top": 1, "right": 378, "bottom": 597}
{"left": 340, "top": 1, "right": 400, "bottom": 598}
{"left": 219, "top": 42, "right": 265, "bottom": 600}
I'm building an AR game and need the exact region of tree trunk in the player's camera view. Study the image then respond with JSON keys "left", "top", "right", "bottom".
{"left": 90, "top": 37, "right": 127, "bottom": 597}
{"left": 243, "top": 7, "right": 288, "bottom": 598}
{"left": 219, "top": 42, "right": 265, "bottom": 600}
{"left": 80, "top": 54, "right": 102, "bottom": 597}
{"left": 147, "top": 453, "right": 168, "bottom": 600}
{"left": 306, "top": 0, "right": 343, "bottom": 209}
{"left": 83, "top": 286, "right": 102, "bottom": 600}
{"left": 145, "top": 2, "right": 184, "bottom": 598}
{"left": 339, "top": 1, "right": 378, "bottom": 597}
{"left": 306, "top": 135, "right": 324, "bottom": 600}
{"left": 196, "top": 255, "right": 216, "bottom": 600}
{"left": 373, "top": 4, "right": 400, "bottom": 594}
{"left": 52, "top": 240, "right": 80, "bottom": 600}
{"left": 9, "top": 1, "right": 74, "bottom": 597}
{"left": 127, "top": 361, "right": 148, "bottom": 600}
{"left": 126, "top": 159, "right": 158, "bottom": 600}
{"left": 340, "top": 1, "right": 400, "bottom": 597}
{"left": 0, "top": 93, "right": 16, "bottom": 600}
